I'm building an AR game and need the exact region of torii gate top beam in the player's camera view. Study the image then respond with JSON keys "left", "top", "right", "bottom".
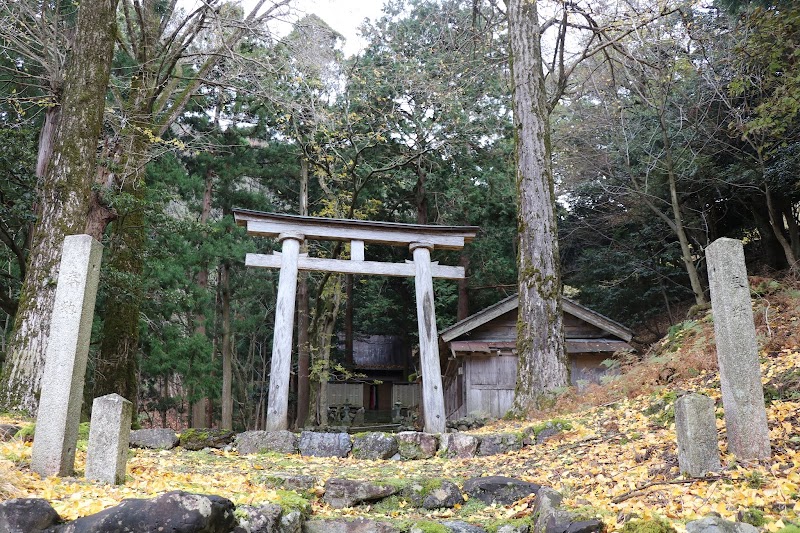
{"left": 233, "top": 209, "right": 479, "bottom": 251}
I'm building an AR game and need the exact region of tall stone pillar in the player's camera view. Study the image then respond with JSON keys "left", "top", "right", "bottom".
{"left": 32, "top": 235, "right": 103, "bottom": 477}
{"left": 266, "top": 233, "right": 303, "bottom": 431}
{"left": 410, "top": 241, "right": 446, "bottom": 434}
{"left": 706, "top": 237, "right": 770, "bottom": 459}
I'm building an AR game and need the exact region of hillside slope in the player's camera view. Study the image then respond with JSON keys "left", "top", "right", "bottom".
{"left": 1, "top": 277, "right": 799, "bottom": 531}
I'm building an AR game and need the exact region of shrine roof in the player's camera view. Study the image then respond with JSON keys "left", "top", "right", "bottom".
{"left": 233, "top": 208, "right": 479, "bottom": 250}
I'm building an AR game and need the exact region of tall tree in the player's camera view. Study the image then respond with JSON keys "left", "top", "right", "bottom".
{"left": 0, "top": 0, "right": 119, "bottom": 413}
{"left": 505, "top": 0, "right": 569, "bottom": 413}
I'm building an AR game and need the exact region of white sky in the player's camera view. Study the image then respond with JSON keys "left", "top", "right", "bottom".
{"left": 289, "top": 0, "right": 388, "bottom": 56}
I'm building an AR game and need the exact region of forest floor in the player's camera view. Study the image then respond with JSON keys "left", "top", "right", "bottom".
{"left": 2, "top": 277, "right": 800, "bottom": 531}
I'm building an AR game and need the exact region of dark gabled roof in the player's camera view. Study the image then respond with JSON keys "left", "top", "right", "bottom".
{"left": 439, "top": 293, "right": 633, "bottom": 343}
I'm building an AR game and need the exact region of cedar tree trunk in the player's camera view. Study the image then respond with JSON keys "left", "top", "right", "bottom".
{"left": 0, "top": 0, "right": 119, "bottom": 414}
{"left": 506, "top": 0, "right": 569, "bottom": 415}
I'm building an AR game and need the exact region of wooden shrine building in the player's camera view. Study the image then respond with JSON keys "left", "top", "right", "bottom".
{"left": 234, "top": 209, "right": 478, "bottom": 433}
{"left": 440, "top": 294, "right": 634, "bottom": 420}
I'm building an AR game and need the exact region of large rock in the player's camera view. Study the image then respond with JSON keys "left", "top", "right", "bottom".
{"left": 396, "top": 432, "right": 438, "bottom": 460}
{"left": 0, "top": 498, "right": 61, "bottom": 532}
{"left": 0, "top": 424, "right": 20, "bottom": 441}
{"left": 323, "top": 479, "right": 398, "bottom": 509}
{"left": 304, "top": 518, "right": 400, "bottom": 533}
{"left": 531, "top": 487, "right": 603, "bottom": 533}
{"left": 686, "top": 515, "right": 759, "bottom": 533}
{"left": 531, "top": 487, "right": 564, "bottom": 533}
{"left": 56, "top": 491, "right": 235, "bottom": 532}
{"left": 439, "top": 433, "right": 479, "bottom": 459}
{"left": 180, "top": 428, "right": 236, "bottom": 451}
{"left": 463, "top": 476, "right": 540, "bottom": 505}
{"left": 237, "top": 430, "right": 299, "bottom": 455}
{"left": 402, "top": 480, "right": 463, "bottom": 509}
{"left": 129, "top": 428, "right": 179, "bottom": 449}
{"left": 298, "top": 432, "right": 351, "bottom": 458}
{"left": 477, "top": 433, "right": 523, "bottom": 456}
{"left": 234, "top": 503, "right": 282, "bottom": 533}
{"left": 351, "top": 433, "right": 398, "bottom": 460}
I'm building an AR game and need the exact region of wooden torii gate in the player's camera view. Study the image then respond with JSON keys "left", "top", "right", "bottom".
{"left": 234, "top": 209, "right": 478, "bottom": 434}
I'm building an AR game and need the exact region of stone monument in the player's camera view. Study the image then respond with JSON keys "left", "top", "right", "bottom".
{"left": 31, "top": 235, "right": 103, "bottom": 477}
{"left": 705, "top": 237, "right": 770, "bottom": 459}
{"left": 675, "top": 393, "right": 721, "bottom": 476}
{"left": 85, "top": 394, "right": 132, "bottom": 484}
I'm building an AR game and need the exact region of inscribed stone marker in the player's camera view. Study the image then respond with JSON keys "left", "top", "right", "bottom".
{"left": 31, "top": 235, "right": 103, "bottom": 477}
{"left": 675, "top": 393, "right": 721, "bottom": 476}
{"left": 85, "top": 394, "right": 132, "bottom": 484}
{"left": 705, "top": 237, "right": 770, "bottom": 459}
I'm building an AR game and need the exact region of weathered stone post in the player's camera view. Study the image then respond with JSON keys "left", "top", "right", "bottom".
{"left": 85, "top": 394, "right": 132, "bottom": 484}
{"left": 410, "top": 241, "right": 446, "bottom": 434}
{"left": 705, "top": 237, "right": 771, "bottom": 459}
{"left": 31, "top": 235, "right": 103, "bottom": 477}
{"left": 266, "top": 233, "right": 303, "bottom": 431}
{"left": 675, "top": 393, "right": 721, "bottom": 476}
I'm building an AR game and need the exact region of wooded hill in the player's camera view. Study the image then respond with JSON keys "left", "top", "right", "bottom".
{"left": 0, "top": 0, "right": 799, "bottom": 429}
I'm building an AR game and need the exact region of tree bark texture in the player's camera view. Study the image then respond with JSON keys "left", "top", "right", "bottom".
{"left": 0, "top": 0, "right": 119, "bottom": 414}
{"left": 507, "top": 0, "right": 569, "bottom": 414}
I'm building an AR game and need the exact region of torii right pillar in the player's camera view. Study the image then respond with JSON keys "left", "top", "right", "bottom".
{"left": 411, "top": 241, "right": 446, "bottom": 434}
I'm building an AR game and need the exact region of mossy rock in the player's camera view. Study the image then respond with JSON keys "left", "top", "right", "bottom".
{"left": 179, "top": 428, "right": 235, "bottom": 451}
{"left": 621, "top": 518, "right": 676, "bottom": 533}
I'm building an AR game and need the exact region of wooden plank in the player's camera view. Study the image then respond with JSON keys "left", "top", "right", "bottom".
{"left": 246, "top": 253, "right": 465, "bottom": 279}
{"left": 244, "top": 219, "right": 469, "bottom": 250}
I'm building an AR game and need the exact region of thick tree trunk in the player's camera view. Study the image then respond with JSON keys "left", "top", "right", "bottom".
{"left": 309, "top": 274, "right": 343, "bottom": 426}
{"left": 506, "top": 0, "right": 569, "bottom": 415}
{"left": 0, "top": 0, "right": 118, "bottom": 414}
{"left": 93, "top": 193, "right": 145, "bottom": 414}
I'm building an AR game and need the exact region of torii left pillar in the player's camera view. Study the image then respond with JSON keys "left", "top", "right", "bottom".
{"left": 411, "top": 242, "right": 446, "bottom": 434}
{"left": 266, "top": 233, "right": 303, "bottom": 431}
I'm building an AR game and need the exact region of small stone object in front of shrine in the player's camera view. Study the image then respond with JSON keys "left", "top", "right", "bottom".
{"left": 675, "top": 393, "right": 721, "bottom": 477}
{"left": 31, "top": 234, "right": 103, "bottom": 478}
{"left": 705, "top": 237, "right": 771, "bottom": 460}
{"left": 85, "top": 393, "right": 132, "bottom": 484}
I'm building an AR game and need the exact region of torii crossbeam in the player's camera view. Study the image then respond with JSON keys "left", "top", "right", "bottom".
{"left": 234, "top": 209, "right": 479, "bottom": 433}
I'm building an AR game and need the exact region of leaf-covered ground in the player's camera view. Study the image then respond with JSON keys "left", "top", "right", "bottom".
{"left": 2, "top": 291, "right": 800, "bottom": 531}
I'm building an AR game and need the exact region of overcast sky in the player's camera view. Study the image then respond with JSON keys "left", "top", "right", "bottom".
{"left": 289, "top": 0, "right": 388, "bottom": 55}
